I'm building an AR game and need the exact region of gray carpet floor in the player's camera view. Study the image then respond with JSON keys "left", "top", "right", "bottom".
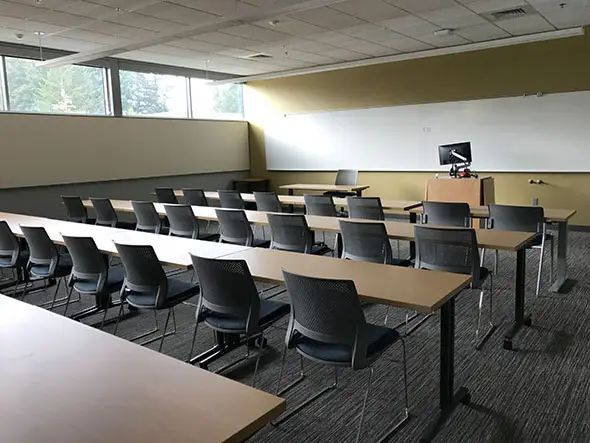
{"left": 11, "top": 228, "right": 590, "bottom": 443}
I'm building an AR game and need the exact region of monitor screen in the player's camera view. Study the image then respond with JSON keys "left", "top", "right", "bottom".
{"left": 439, "top": 142, "right": 472, "bottom": 165}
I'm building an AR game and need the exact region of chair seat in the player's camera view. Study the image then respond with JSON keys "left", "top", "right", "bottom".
{"left": 203, "top": 299, "right": 290, "bottom": 333}
{"left": 472, "top": 267, "right": 490, "bottom": 289}
{"left": 253, "top": 239, "right": 271, "bottom": 248}
{"left": 125, "top": 277, "right": 199, "bottom": 309}
{"left": 0, "top": 250, "right": 29, "bottom": 268}
{"left": 73, "top": 266, "right": 125, "bottom": 294}
{"left": 29, "top": 254, "right": 73, "bottom": 278}
{"left": 528, "top": 232, "right": 553, "bottom": 248}
{"left": 199, "top": 233, "right": 220, "bottom": 241}
{"left": 116, "top": 221, "right": 137, "bottom": 230}
{"left": 294, "top": 323, "right": 400, "bottom": 365}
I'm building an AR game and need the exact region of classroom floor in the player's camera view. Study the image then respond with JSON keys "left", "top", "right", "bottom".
{"left": 13, "top": 229, "right": 590, "bottom": 443}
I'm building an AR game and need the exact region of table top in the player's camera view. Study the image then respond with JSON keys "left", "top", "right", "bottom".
{"left": 100, "top": 201, "right": 535, "bottom": 252}
{"left": 0, "top": 295, "right": 284, "bottom": 443}
{"left": 410, "top": 204, "right": 577, "bottom": 223}
{"left": 233, "top": 177, "right": 269, "bottom": 183}
{"left": 222, "top": 248, "right": 471, "bottom": 314}
{"left": 0, "top": 211, "right": 249, "bottom": 269}
{"left": 279, "top": 183, "right": 370, "bottom": 192}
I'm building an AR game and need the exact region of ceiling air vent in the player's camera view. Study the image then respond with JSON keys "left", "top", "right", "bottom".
{"left": 243, "top": 53, "right": 272, "bottom": 60}
{"left": 480, "top": 5, "right": 536, "bottom": 22}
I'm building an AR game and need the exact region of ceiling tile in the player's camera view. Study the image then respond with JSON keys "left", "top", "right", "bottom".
{"left": 454, "top": 22, "right": 510, "bottom": 41}
{"left": 136, "top": 2, "right": 217, "bottom": 25}
{"left": 494, "top": 13, "right": 555, "bottom": 34}
{"left": 194, "top": 31, "right": 261, "bottom": 48}
{"left": 280, "top": 49, "right": 340, "bottom": 64}
{"left": 0, "top": 0, "right": 47, "bottom": 19}
{"left": 59, "top": 27, "right": 132, "bottom": 44}
{"left": 81, "top": 20, "right": 158, "bottom": 38}
{"left": 253, "top": 16, "right": 328, "bottom": 35}
{"left": 379, "top": 15, "right": 441, "bottom": 36}
{"left": 379, "top": 36, "right": 433, "bottom": 51}
{"left": 216, "top": 47, "right": 257, "bottom": 57}
{"left": 526, "top": 0, "right": 588, "bottom": 14}
{"left": 107, "top": 11, "right": 186, "bottom": 32}
{"left": 321, "top": 47, "right": 368, "bottom": 60}
{"left": 288, "top": 6, "right": 365, "bottom": 30}
{"left": 31, "top": 10, "right": 93, "bottom": 27}
{"left": 331, "top": 0, "right": 408, "bottom": 22}
{"left": 460, "top": 0, "right": 528, "bottom": 14}
{"left": 541, "top": 6, "right": 590, "bottom": 28}
{"left": 339, "top": 23, "right": 404, "bottom": 41}
{"left": 168, "top": 38, "right": 230, "bottom": 52}
{"left": 170, "top": 0, "right": 259, "bottom": 16}
{"left": 53, "top": 0, "right": 116, "bottom": 18}
{"left": 286, "top": 39, "right": 339, "bottom": 53}
{"left": 418, "top": 5, "right": 487, "bottom": 28}
{"left": 414, "top": 32, "right": 470, "bottom": 46}
{"left": 222, "top": 23, "right": 291, "bottom": 42}
{"left": 42, "top": 34, "right": 106, "bottom": 50}
{"left": 0, "top": 15, "right": 67, "bottom": 33}
{"left": 345, "top": 41, "right": 399, "bottom": 56}
{"left": 384, "top": 0, "right": 459, "bottom": 14}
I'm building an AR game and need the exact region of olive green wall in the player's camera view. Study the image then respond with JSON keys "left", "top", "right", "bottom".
{"left": 245, "top": 28, "right": 590, "bottom": 225}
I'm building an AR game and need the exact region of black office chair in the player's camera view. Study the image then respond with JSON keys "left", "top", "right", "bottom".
{"left": 275, "top": 270, "right": 409, "bottom": 442}
{"left": 0, "top": 221, "right": 29, "bottom": 296}
{"left": 187, "top": 255, "right": 290, "bottom": 384}
{"left": 254, "top": 191, "right": 282, "bottom": 213}
{"left": 422, "top": 201, "right": 471, "bottom": 227}
{"left": 415, "top": 225, "right": 495, "bottom": 349}
{"left": 324, "top": 169, "right": 359, "bottom": 198}
{"left": 20, "top": 225, "right": 74, "bottom": 310}
{"left": 304, "top": 194, "right": 338, "bottom": 217}
{"left": 132, "top": 201, "right": 167, "bottom": 234}
{"left": 216, "top": 209, "right": 269, "bottom": 247}
{"left": 218, "top": 190, "right": 246, "bottom": 209}
{"left": 339, "top": 220, "right": 406, "bottom": 266}
{"left": 62, "top": 196, "right": 94, "bottom": 224}
{"left": 90, "top": 198, "right": 135, "bottom": 230}
{"left": 113, "top": 243, "right": 200, "bottom": 352}
{"left": 488, "top": 204, "right": 552, "bottom": 296}
{"left": 267, "top": 213, "right": 328, "bottom": 255}
{"left": 154, "top": 187, "right": 178, "bottom": 204}
{"left": 183, "top": 188, "right": 209, "bottom": 206}
{"left": 62, "top": 235, "right": 125, "bottom": 327}
{"left": 164, "top": 204, "right": 218, "bottom": 241}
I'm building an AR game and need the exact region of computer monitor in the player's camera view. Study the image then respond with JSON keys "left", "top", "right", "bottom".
{"left": 438, "top": 142, "right": 472, "bottom": 166}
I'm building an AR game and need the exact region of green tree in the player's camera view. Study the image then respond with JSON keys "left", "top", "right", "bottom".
{"left": 120, "top": 70, "right": 168, "bottom": 115}
{"left": 213, "top": 84, "right": 243, "bottom": 115}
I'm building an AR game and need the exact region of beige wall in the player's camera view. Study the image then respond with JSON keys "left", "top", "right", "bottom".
{"left": 0, "top": 113, "right": 249, "bottom": 188}
{"left": 246, "top": 29, "right": 590, "bottom": 225}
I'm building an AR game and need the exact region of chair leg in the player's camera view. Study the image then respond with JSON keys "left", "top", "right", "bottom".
{"left": 550, "top": 236, "right": 554, "bottom": 282}
{"left": 396, "top": 240, "right": 400, "bottom": 259}
{"left": 494, "top": 250, "right": 499, "bottom": 274}
{"left": 99, "top": 305, "right": 110, "bottom": 329}
{"left": 62, "top": 286, "right": 75, "bottom": 317}
{"left": 158, "top": 309, "right": 172, "bottom": 353}
{"left": 475, "top": 275, "right": 497, "bottom": 350}
{"left": 355, "top": 367, "right": 374, "bottom": 443}
{"left": 113, "top": 302, "right": 125, "bottom": 336}
{"left": 536, "top": 239, "right": 546, "bottom": 297}
{"left": 480, "top": 248, "right": 486, "bottom": 267}
{"left": 187, "top": 316, "right": 200, "bottom": 362}
{"left": 139, "top": 307, "right": 177, "bottom": 347}
{"left": 251, "top": 334, "right": 264, "bottom": 388}
{"left": 48, "top": 278, "right": 62, "bottom": 310}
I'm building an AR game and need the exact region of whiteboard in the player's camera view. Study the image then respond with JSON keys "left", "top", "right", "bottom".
{"left": 265, "top": 91, "right": 590, "bottom": 172}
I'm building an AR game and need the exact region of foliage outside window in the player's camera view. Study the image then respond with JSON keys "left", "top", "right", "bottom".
{"left": 190, "top": 78, "right": 244, "bottom": 120}
{"left": 120, "top": 70, "right": 188, "bottom": 118}
{"left": 5, "top": 57, "right": 108, "bottom": 115}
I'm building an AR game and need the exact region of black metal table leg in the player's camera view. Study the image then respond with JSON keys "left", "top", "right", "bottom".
{"left": 288, "top": 188, "right": 294, "bottom": 213}
{"left": 503, "top": 248, "right": 531, "bottom": 350}
{"left": 420, "top": 298, "right": 470, "bottom": 443}
{"left": 408, "top": 212, "right": 417, "bottom": 260}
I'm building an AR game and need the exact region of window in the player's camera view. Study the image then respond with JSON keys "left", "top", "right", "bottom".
{"left": 120, "top": 70, "right": 188, "bottom": 118}
{"left": 4, "top": 57, "right": 108, "bottom": 115}
{"left": 190, "top": 79, "right": 244, "bottom": 120}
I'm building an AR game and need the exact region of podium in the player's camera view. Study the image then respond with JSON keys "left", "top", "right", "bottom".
{"left": 425, "top": 176, "right": 495, "bottom": 206}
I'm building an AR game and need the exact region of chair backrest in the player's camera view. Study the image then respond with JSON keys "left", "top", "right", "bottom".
{"left": 190, "top": 255, "right": 261, "bottom": 335}
{"left": 183, "top": 188, "right": 208, "bottom": 207}
{"left": 215, "top": 209, "right": 254, "bottom": 246}
{"left": 267, "top": 213, "right": 313, "bottom": 253}
{"left": 346, "top": 197, "right": 385, "bottom": 220}
{"left": 114, "top": 243, "right": 168, "bottom": 308}
{"left": 422, "top": 201, "right": 471, "bottom": 227}
{"left": 335, "top": 169, "right": 358, "bottom": 186}
{"left": 339, "top": 220, "right": 393, "bottom": 264}
{"left": 218, "top": 190, "right": 246, "bottom": 209}
{"left": 154, "top": 187, "right": 178, "bottom": 204}
{"left": 61, "top": 196, "right": 88, "bottom": 223}
{"left": 132, "top": 201, "right": 162, "bottom": 234}
{"left": 20, "top": 226, "right": 59, "bottom": 272}
{"left": 254, "top": 191, "right": 282, "bottom": 213}
{"left": 164, "top": 204, "right": 199, "bottom": 239}
{"left": 414, "top": 225, "right": 481, "bottom": 281}
{"left": 0, "top": 221, "right": 21, "bottom": 266}
{"left": 304, "top": 194, "right": 337, "bottom": 217}
{"left": 282, "top": 270, "right": 369, "bottom": 369}
{"left": 90, "top": 198, "right": 118, "bottom": 227}
{"left": 62, "top": 235, "right": 108, "bottom": 291}
{"left": 488, "top": 204, "right": 544, "bottom": 232}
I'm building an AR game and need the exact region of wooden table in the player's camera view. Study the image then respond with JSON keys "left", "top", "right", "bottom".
{"left": 279, "top": 183, "right": 370, "bottom": 197}
{"left": 220, "top": 248, "right": 471, "bottom": 443}
{"left": 167, "top": 191, "right": 421, "bottom": 213}
{"left": 0, "top": 294, "right": 284, "bottom": 443}
{"left": 410, "top": 205, "right": 577, "bottom": 293}
{"left": 0, "top": 211, "right": 249, "bottom": 269}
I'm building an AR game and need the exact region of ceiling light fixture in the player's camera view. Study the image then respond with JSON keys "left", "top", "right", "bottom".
{"left": 269, "top": 20, "right": 280, "bottom": 26}
{"left": 433, "top": 28, "right": 454, "bottom": 37}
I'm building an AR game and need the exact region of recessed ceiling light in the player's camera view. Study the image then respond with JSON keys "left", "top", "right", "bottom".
{"left": 433, "top": 28, "right": 454, "bottom": 37}
{"left": 34, "top": 31, "right": 45, "bottom": 36}
{"left": 268, "top": 20, "right": 280, "bottom": 26}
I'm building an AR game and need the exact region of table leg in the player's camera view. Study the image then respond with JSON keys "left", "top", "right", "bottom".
{"left": 288, "top": 188, "right": 294, "bottom": 213}
{"left": 550, "top": 221, "right": 571, "bottom": 293}
{"left": 420, "top": 297, "right": 470, "bottom": 442}
{"left": 503, "top": 248, "right": 531, "bottom": 350}
{"left": 408, "top": 212, "right": 417, "bottom": 260}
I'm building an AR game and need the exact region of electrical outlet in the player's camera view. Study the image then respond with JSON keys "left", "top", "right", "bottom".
{"left": 532, "top": 198, "right": 539, "bottom": 206}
